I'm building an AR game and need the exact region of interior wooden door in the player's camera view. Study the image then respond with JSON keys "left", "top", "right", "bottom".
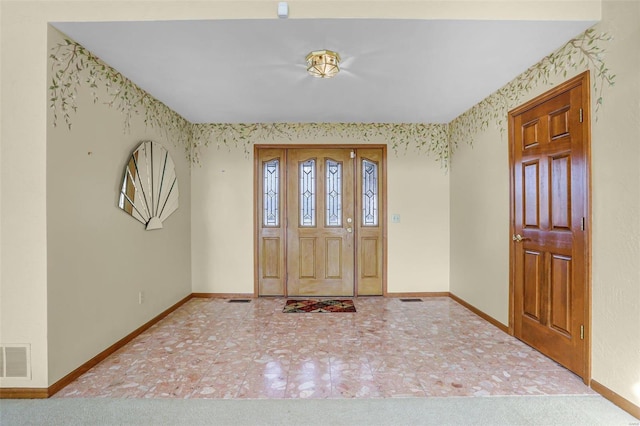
{"left": 286, "top": 148, "right": 355, "bottom": 296}
{"left": 509, "top": 72, "right": 590, "bottom": 380}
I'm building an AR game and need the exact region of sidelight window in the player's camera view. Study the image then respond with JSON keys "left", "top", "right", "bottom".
{"left": 362, "top": 159, "right": 379, "bottom": 226}
{"left": 263, "top": 159, "right": 280, "bottom": 227}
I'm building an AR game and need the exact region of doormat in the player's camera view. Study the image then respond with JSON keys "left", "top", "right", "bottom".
{"left": 283, "top": 299, "right": 356, "bottom": 313}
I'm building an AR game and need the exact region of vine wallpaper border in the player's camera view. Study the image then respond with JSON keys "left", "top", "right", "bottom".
{"left": 448, "top": 28, "right": 615, "bottom": 155}
{"left": 191, "top": 122, "right": 450, "bottom": 164}
{"left": 49, "top": 38, "right": 193, "bottom": 160}
{"left": 49, "top": 27, "right": 615, "bottom": 169}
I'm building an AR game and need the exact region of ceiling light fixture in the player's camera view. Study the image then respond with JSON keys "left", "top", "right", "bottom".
{"left": 305, "top": 50, "right": 341, "bottom": 78}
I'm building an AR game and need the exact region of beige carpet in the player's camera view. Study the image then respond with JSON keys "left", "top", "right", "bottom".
{"left": 2, "top": 395, "right": 637, "bottom": 425}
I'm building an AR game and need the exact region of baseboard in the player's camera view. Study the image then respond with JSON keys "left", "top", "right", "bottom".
{"left": 0, "top": 387, "right": 49, "bottom": 399}
{"left": 449, "top": 292, "right": 509, "bottom": 334}
{"left": 386, "top": 292, "right": 450, "bottom": 298}
{"left": 192, "top": 293, "right": 255, "bottom": 299}
{"left": 591, "top": 379, "right": 640, "bottom": 420}
{"left": 46, "top": 293, "right": 193, "bottom": 398}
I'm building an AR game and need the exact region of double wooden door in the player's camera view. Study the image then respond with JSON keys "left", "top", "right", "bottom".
{"left": 509, "top": 71, "right": 590, "bottom": 380}
{"left": 256, "top": 146, "right": 385, "bottom": 297}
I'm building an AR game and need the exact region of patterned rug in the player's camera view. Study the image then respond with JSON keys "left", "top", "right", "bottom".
{"left": 283, "top": 299, "right": 356, "bottom": 313}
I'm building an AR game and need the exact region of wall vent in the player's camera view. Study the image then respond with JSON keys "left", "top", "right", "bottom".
{"left": 0, "top": 344, "right": 31, "bottom": 378}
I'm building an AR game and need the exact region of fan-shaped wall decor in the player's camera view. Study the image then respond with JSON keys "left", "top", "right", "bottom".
{"left": 118, "top": 141, "right": 179, "bottom": 230}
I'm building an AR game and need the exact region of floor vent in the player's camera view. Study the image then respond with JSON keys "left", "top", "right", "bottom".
{"left": 0, "top": 344, "right": 31, "bottom": 378}
{"left": 228, "top": 299, "right": 251, "bottom": 303}
{"left": 399, "top": 299, "right": 423, "bottom": 302}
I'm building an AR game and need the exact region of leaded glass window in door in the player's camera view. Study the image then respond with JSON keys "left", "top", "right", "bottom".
{"left": 326, "top": 159, "right": 342, "bottom": 227}
{"left": 299, "top": 159, "right": 316, "bottom": 227}
{"left": 362, "top": 159, "right": 378, "bottom": 226}
{"left": 263, "top": 159, "right": 279, "bottom": 227}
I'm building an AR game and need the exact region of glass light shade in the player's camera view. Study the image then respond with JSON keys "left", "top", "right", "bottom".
{"left": 305, "top": 50, "right": 341, "bottom": 78}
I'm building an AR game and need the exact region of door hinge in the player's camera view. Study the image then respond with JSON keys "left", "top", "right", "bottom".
{"left": 579, "top": 108, "right": 583, "bottom": 123}
{"left": 580, "top": 325, "right": 584, "bottom": 340}
{"left": 581, "top": 217, "right": 585, "bottom": 231}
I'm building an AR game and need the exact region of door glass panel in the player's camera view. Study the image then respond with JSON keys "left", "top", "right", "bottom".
{"left": 263, "top": 159, "right": 279, "bottom": 227}
{"left": 326, "top": 159, "right": 342, "bottom": 226}
{"left": 300, "top": 159, "right": 316, "bottom": 227}
{"left": 362, "top": 159, "right": 378, "bottom": 226}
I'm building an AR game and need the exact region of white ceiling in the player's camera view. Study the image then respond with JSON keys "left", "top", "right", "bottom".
{"left": 52, "top": 18, "right": 595, "bottom": 124}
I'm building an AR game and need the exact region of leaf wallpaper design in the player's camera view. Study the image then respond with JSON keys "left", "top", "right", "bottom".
{"left": 49, "top": 27, "right": 615, "bottom": 169}
{"left": 449, "top": 28, "right": 615, "bottom": 155}
{"left": 49, "top": 38, "right": 193, "bottom": 160}
{"left": 192, "top": 122, "right": 450, "bottom": 164}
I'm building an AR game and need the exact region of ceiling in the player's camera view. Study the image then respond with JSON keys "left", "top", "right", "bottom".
{"left": 52, "top": 18, "right": 595, "bottom": 124}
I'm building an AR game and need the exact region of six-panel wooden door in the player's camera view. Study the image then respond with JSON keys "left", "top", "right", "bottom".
{"left": 509, "top": 72, "right": 590, "bottom": 380}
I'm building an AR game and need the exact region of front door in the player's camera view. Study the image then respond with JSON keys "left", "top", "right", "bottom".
{"left": 509, "top": 71, "right": 590, "bottom": 380}
{"left": 287, "top": 149, "right": 355, "bottom": 296}
{"left": 256, "top": 146, "right": 385, "bottom": 297}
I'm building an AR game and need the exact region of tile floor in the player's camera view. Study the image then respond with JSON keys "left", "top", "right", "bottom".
{"left": 55, "top": 297, "right": 594, "bottom": 399}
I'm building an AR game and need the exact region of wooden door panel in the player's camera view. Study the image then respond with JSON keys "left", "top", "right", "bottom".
{"left": 325, "top": 238, "right": 343, "bottom": 278}
{"left": 299, "top": 237, "right": 317, "bottom": 278}
{"left": 523, "top": 161, "right": 541, "bottom": 228}
{"left": 549, "top": 106, "right": 570, "bottom": 139}
{"left": 510, "top": 72, "right": 590, "bottom": 380}
{"left": 361, "top": 237, "right": 379, "bottom": 278}
{"left": 550, "top": 153, "right": 571, "bottom": 230}
{"left": 261, "top": 237, "right": 281, "bottom": 278}
{"left": 259, "top": 235, "right": 284, "bottom": 295}
{"left": 549, "top": 253, "right": 572, "bottom": 336}
{"left": 522, "top": 249, "right": 542, "bottom": 321}
{"left": 522, "top": 119, "right": 540, "bottom": 149}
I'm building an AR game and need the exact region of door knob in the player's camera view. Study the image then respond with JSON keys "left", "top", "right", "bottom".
{"left": 512, "top": 234, "right": 523, "bottom": 242}
{"left": 347, "top": 227, "right": 353, "bottom": 233}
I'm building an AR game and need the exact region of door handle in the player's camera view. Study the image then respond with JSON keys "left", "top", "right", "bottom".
{"left": 512, "top": 234, "right": 527, "bottom": 242}
{"left": 347, "top": 227, "right": 353, "bottom": 233}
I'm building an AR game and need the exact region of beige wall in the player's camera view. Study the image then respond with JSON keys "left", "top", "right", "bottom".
{"left": 449, "top": 0, "right": 640, "bottom": 407}
{"left": 191, "top": 138, "right": 450, "bottom": 295}
{"left": 449, "top": 129, "right": 511, "bottom": 323}
{"left": 2, "top": 1, "right": 51, "bottom": 388}
{"left": 590, "top": 0, "right": 640, "bottom": 406}
{"left": 45, "top": 27, "right": 192, "bottom": 384}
